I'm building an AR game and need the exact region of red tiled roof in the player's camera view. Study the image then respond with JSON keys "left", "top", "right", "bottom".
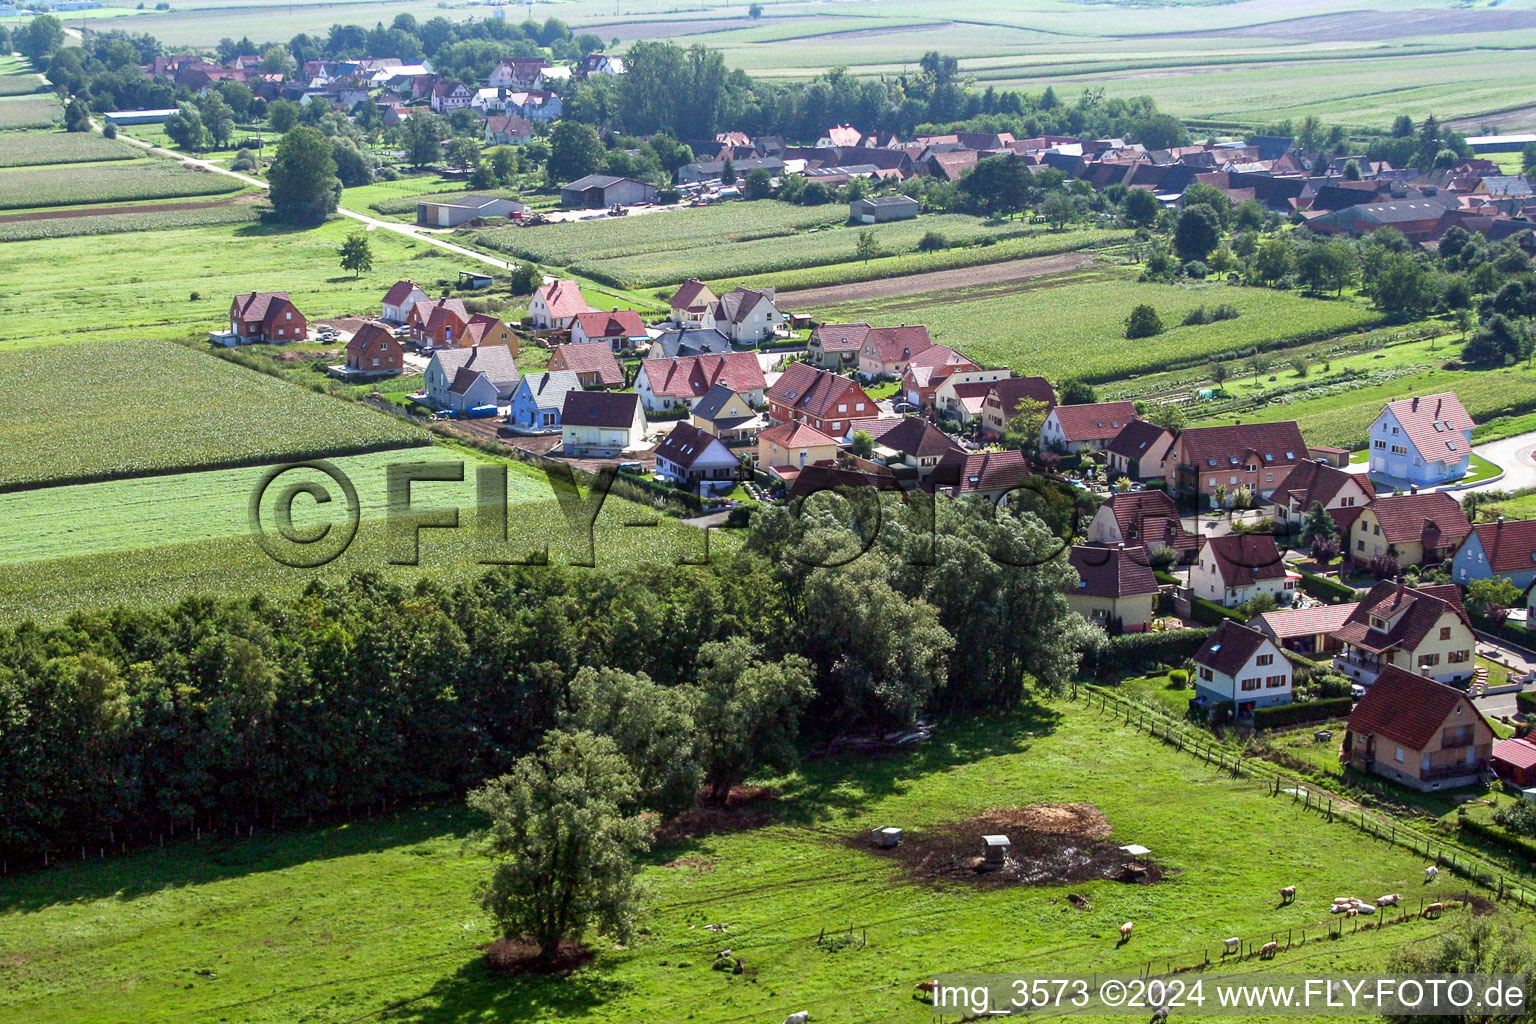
{"left": 574, "top": 309, "right": 647, "bottom": 338}
{"left": 1102, "top": 490, "right": 1189, "bottom": 549}
{"left": 414, "top": 297, "right": 468, "bottom": 331}
{"left": 1105, "top": 419, "right": 1172, "bottom": 462}
{"left": 232, "top": 291, "right": 296, "bottom": 326}
{"left": 862, "top": 324, "right": 934, "bottom": 364}
{"left": 929, "top": 449, "right": 1030, "bottom": 496}
{"left": 1201, "top": 533, "right": 1286, "bottom": 588}
{"left": 1068, "top": 544, "right": 1159, "bottom": 600}
{"left": 767, "top": 362, "right": 873, "bottom": 420}
{"left": 987, "top": 376, "right": 1057, "bottom": 418}
{"left": 906, "top": 344, "right": 971, "bottom": 370}
{"left": 1364, "top": 491, "right": 1471, "bottom": 547}
{"left": 670, "top": 278, "right": 717, "bottom": 312}
{"left": 1176, "top": 421, "right": 1308, "bottom": 472}
{"left": 1463, "top": 519, "right": 1536, "bottom": 574}
{"left": 382, "top": 280, "right": 421, "bottom": 305}
{"left": 1348, "top": 664, "right": 1487, "bottom": 751}
{"left": 873, "top": 417, "right": 965, "bottom": 460}
{"left": 1493, "top": 737, "right": 1536, "bottom": 772}
{"left": 810, "top": 322, "right": 871, "bottom": 353}
{"left": 1193, "top": 620, "right": 1274, "bottom": 677}
{"left": 1270, "top": 460, "right": 1375, "bottom": 508}
{"left": 641, "top": 353, "right": 766, "bottom": 400}
{"left": 462, "top": 314, "right": 510, "bottom": 346}
{"left": 1382, "top": 392, "right": 1474, "bottom": 466}
{"left": 551, "top": 343, "right": 624, "bottom": 386}
{"left": 844, "top": 416, "right": 905, "bottom": 440}
{"left": 786, "top": 463, "right": 901, "bottom": 500}
{"left": 1050, "top": 401, "right": 1138, "bottom": 444}
{"left": 535, "top": 279, "right": 593, "bottom": 321}
{"left": 346, "top": 320, "right": 394, "bottom": 357}
{"left": 759, "top": 420, "right": 839, "bottom": 448}
{"left": 1331, "top": 581, "right": 1472, "bottom": 655}
{"left": 655, "top": 421, "right": 734, "bottom": 470}
{"left": 1251, "top": 602, "right": 1359, "bottom": 640}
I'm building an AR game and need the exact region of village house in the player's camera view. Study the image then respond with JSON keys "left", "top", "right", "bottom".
{"left": 933, "top": 368, "right": 1011, "bottom": 424}
{"left": 806, "top": 322, "right": 868, "bottom": 371}
{"left": 1191, "top": 620, "right": 1293, "bottom": 715}
{"left": 758, "top": 420, "right": 843, "bottom": 482}
{"left": 507, "top": 370, "right": 581, "bottom": 431}
{"left": 548, "top": 343, "right": 625, "bottom": 390}
{"left": 979, "top": 376, "right": 1057, "bottom": 440}
{"left": 651, "top": 327, "right": 733, "bottom": 359}
{"left": 653, "top": 421, "right": 740, "bottom": 493}
{"left": 1343, "top": 665, "right": 1494, "bottom": 791}
{"left": 1190, "top": 534, "right": 1295, "bottom": 609}
{"left": 1084, "top": 490, "right": 1196, "bottom": 562}
{"left": 926, "top": 449, "right": 1031, "bottom": 504}
{"left": 712, "top": 287, "right": 783, "bottom": 345}
{"left": 634, "top": 352, "right": 767, "bottom": 413}
{"left": 766, "top": 363, "right": 876, "bottom": 437}
{"left": 228, "top": 291, "right": 306, "bottom": 343}
{"left": 1105, "top": 420, "right": 1176, "bottom": 482}
{"left": 429, "top": 79, "right": 472, "bottom": 113}
{"left": 1348, "top": 490, "right": 1471, "bottom": 567}
{"left": 1168, "top": 421, "right": 1309, "bottom": 508}
{"left": 1067, "top": 544, "right": 1160, "bottom": 633}
{"left": 484, "top": 114, "right": 535, "bottom": 146}
{"left": 866, "top": 417, "right": 965, "bottom": 479}
{"left": 381, "top": 280, "right": 428, "bottom": 324}
{"left": 1452, "top": 517, "right": 1536, "bottom": 589}
{"left": 425, "top": 344, "right": 520, "bottom": 412}
{"left": 343, "top": 321, "right": 402, "bottom": 375}
{"left": 669, "top": 279, "right": 719, "bottom": 328}
{"left": 486, "top": 56, "right": 552, "bottom": 90}
{"left": 1039, "top": 401, "right": 1139, "bottom": 454}
{"left": 1367, "top": 392, "right": 1474, "bottom": 487}
{"left": 1331, "top": 581, "right": 1477, "bottom": 686}
{"left": 690, "top": 385, "right": 762, "bottom": 443}
{"left": 408, "top": 297, "right": 469, "bottom": 349}
{"left": 1269, "top": 459, "right": 1376, "bottom": 533}
{"left": 569, "top": 310, "right": 650, "bottom": 352}
{"left": 1249, "top": 603, "right": 1359, "bottom": 657}
{"left": 529, "top": 279, "right": 594, "bottom": 330}
{"left": 561, "top": 391, "right": 647, "bottom": 457}
{"left": 898, "top": 346, "right": 979, "bottom": 409}
{"left": 463, "top": 313, "right": 518, "bottom": 354}
{"left": 856, "top": 324, "right": 936, "bottom": 379}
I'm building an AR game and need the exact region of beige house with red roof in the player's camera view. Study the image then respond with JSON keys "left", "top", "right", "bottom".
{"left": 1270, "top": 460, "right": 1375, "bottom": 533}
{"left": 980, "top": 377, "right": 1056, "bottom": 440}
{"left": 867, "top": 417, "right": 964, "bottom": 478}
{"left": 381, "top": 280, "right": 428, "bottom": 324}
{"left": 1367, "top": 392, "right": 1474, "bottom": 486}
{"left": 229, "top": 291, "right": 306, "bottom": 343}
{"left": 898, "top": 346, "right": 978, "bottom": 408}
{"left": 570, "top": 309, "right": 649, "bottom": 351}
{"left": 344, "top": 321, "right": 402, "bottom": 375}
{"left": 529, "top": 279, "right": 594, "bottom": 329}
{"left": 934, "top": 368, "right": 1011, "bottom": 424}
{"left": 1067, "top": 544, "right": 1159, "bottom": 632}
{"left": 1105, "top": 420, "right": 1175, "bottom": 481}
{"left": 1168, "top": 421, "right": 1308, "bottom": 507}
{"left": 766, "top": 363, "right": 876, "bottom": 437}
{"left": 1191, "top": 534, "right": 1295, "bottom": 608}
{"left": 807, "top": 322, "right": 869, "bottom": 371}
{"left": 634, "top": 352, "right": 766, "bottom": 412}
{"left": 463, "top": 314, "right": 519, "bottom": 354}
{"left": 1085, "top": 490, "right": 1196, "bottom": 562}
{"left": 1191, "top": 620, "right": 1292, "bottom": 713}
{"left": 856, "top": 324, "right": 937, "bottom": 379}
{"left": 1040, "top": 401, "right": 1138, "bottom": 454}
{"left": 1331, "top": 582, "right": 1476, "bottom": 686}
{"left": 669, "top": 279, "right": 719, "bottom": 328}
{"left": 758, "top": 420, "right": 841, "bottom": 481}
{"left": 713, "top": 287, "right": 782, "bottom": 345}
{"left": 1349, "top": 490, "right": 1471, "bottom": 567}
{"left": 1344, "top": 664, "right": 1493, "bottom": 790}
{"left": 549, "top": 343, "right": 624, "bottom": 389}
{"left": 927, "top": 449, "right": 1031, "bottom": 504}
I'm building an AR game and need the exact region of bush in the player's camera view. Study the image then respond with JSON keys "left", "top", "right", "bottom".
{"left": 1191, "top": 596, "right": 1246, "bottom": 625}
{"left": 1296, "top": 567, "right": 1357, "bottom": 604}
{"left": 1125, "top": 303, "right": 1164, "bottom": 339}
{"left": 375, "top": 165, "right": 399, "bottom": 181}
{"left": 102, "top": 121, "right": 117, "bottom": 139}
{"left": 1492, "top": 800, "right": 1536, "bottom": 838}
{"left": 1518, "top": 691, "right": 1536, "bottom": 716}
{"left": 1459, "top": 816, "right": 1536, "bottom": 864}
{"left": 1183, "top": 260, "right": 1208, "bottom": 280}
{"left": 1085, "top": 627, "right": 1215, "bottom": 676}
{"left": 1168, "top": 668, "right": 1189, "bottom": 689}
{"left": 1251, "top": 697, "right": 1353, "bottom": 731}
{"left": 916, "top": 229, "right": 947, "bottom": 252}
{"left": 1211, "top": 303, "right": 1240, "bottom": 321}
{"left": 1182, "top": 305, "right": 1211, "bottom": 326}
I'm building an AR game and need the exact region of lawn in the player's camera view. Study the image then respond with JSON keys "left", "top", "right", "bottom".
{"left": 0, "top": 444, "right": 713, "bottom": 624}
{"left": 0, "top": 339, "right": 425, "bottom": 488}
{"left": 0, "top": 217, "right": 479, "bottom": 351}
{"left": 0, "top": 157, "right": 246, "bottom": 210}
{"left": 816, "top": 268, "right": 1380, "bottom": 383}
{"left": 0, "top": 130, "right": 138, "bottom": 167}
{"left": 0, "top": 701, "right": 1516, "bottom": 1024}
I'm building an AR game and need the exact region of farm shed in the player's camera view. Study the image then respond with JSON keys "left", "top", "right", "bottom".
{"left": 104, "top": 109, "right": 178, "bottom": 125}
{"left": 850, "top": 195, "right": 919, "bottom": 224}
{"left": 416, "top": 193, "right": 527, "bottom": 227}
{"left": 560, "top": 174, "right": 658, "bottom": 209}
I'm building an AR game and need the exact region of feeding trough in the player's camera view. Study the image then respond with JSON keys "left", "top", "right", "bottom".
{"left": 872, "top": 826, "right": 904, "bottom": 849}
{"left": 981, "top": 834, "right": 1012, "bottom": 869}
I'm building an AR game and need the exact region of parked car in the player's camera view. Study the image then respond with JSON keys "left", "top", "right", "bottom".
{"left": 616, "top": 461, "right": 644, "bottom": 474}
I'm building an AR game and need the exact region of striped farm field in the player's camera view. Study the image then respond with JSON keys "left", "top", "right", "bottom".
{"left": 0, "top": 339, "right": 426, "bottom": 489}
{"left": 0, "top": 157, "right": 244, "bottom": 210}
{"left": 0, "top": 196, "right": 262, "bottom": 242}
{"left": 0, "top": 130, "right": 140, "bottom": 168}
{"left": 0, "top": 93, "right": 62, "bottom": 129}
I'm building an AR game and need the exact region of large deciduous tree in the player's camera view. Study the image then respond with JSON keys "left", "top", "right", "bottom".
{"left": 267, "top": 124, "right": 339, "bottom": 226}
{"left": 545, "top": 120, "right": 606, "bottom": 185}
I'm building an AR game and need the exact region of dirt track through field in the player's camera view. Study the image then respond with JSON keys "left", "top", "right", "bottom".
{"left": 777, "top": 251, "right": 1097, "bottom": 307}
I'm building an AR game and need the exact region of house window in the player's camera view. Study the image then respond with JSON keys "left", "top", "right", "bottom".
{"left": 838, "top": 404, "right": 847, "bottom": 413}
{"left": 1418, "top": 653, "right": 1440, "bottom": 667}
{"left": 1448, "top": 650, "right": 1469, "bottom": 663}
{"left": 1357, "top": 540, "right": 1365, "bottom": 551}
{"left": 1230, "top": 476, "right": 1238, "bottom": 485}
{"left": 1256, "top": 654, "right": 1274, "bottom": 666}
{"left": 1394, "top": 747, "right": 1404, "bottom": 764}
{"left": 1374, "top": 440, "right": 1386, "bottom": 449}
{"left": 1439, "top": 627, "right": 1451, "bottom": 640}
{"left": 1390, "top": 445, "right": 1408, "bottom": 456}
{"left": 1266, "top": 675, "right": 1286, "bottom": 688}
{"left": 1241, "top": 678, "right": 1261, "bottom": 691}
{"left": 1199, "top": 667, "right": 1213, "bottom": 681}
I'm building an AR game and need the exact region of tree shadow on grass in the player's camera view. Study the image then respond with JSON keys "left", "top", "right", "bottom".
{"left": 380, "top": 955, "right": 626, "bottom": 1024}
{"left": 0, "top": 803, "right": 479, "bottom": 916}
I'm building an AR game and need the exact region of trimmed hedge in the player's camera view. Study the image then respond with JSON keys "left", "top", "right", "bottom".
{"left": 1295, "top": 567, "right": 1358, "bottom": 605}
{"left": 1252, "top": 697, "right": 1353, "bottom": 731}
{"left": 1458, "top": 817, "right": 1536, "bottom": 867}
{"left": 1191, "top": 595, "right": 1246, "bottom": 625}
{"left": 1089, "top": 627, "right": 1215, "bottom": 676}
{"left": 1471, "top": 613, "right": 1536, "bottom": 653}
{"left": 1518, "top": 691, "right": 1536, "bottom": 716}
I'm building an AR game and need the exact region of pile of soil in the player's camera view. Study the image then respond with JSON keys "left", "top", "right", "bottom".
{"left": 482, "top": 937, "right": 593, "bottom": 976}
{"left": 656, "top": 786, "right": 779, "bottom": 843}
{"left": 863, "top": 803, "right": 1164, "bottom": 888}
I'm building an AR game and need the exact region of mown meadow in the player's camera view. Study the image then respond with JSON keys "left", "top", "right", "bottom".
{"left": 0, "top": 703, "right": 1515, "bottom": 1023}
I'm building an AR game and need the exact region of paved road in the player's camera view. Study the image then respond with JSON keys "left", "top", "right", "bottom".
{"left": 1468, "top": 431, "right": 1536, "bottom": 493}
{"left": 109, "top": 123, "right": 517, "bottom": 271}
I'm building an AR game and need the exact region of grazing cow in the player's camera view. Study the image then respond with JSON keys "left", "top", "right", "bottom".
{"left": 1423, "top": 902, "right": 1444, "bottom": 919}
{"left": 717, "top": 950, "right": 732, "bottom": 959}
{"left": 1120, "top": 922, "right": 1134, "bottom": 940}
{"left": 1223, "top": 937, "right": 1240, "bottom": 955}
{"left": 1259, "top": 941, "right": 1278, "bottom": 959}
{"left": 1377, "top": 894, "right": 1401, "bottom": 908}
{"left": 1279, "top": 885, "right": 1296, "bottom": 904}
{"left": 915, "top": 981, "right": 936, "bottom": 994}
{"left": 1424, "top": 866, "right": 1439, "bottom": 882}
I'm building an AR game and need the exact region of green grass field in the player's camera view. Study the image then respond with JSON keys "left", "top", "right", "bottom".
{"left": 0, "top": 339, "right": 425, "bottom": 488}
{"left": 0, "top": 157, "right": 245, "bottom": 210}
{"left": 0, "top": 701, "right": 1517, "bottom": 1023}
{"left": 0, "top": 195, "right": 262, "bottom": 242}
{"left": 0, "top": 130, "right": 139, "bottom": 167}
{"left": 0, "top": 93, "right": 61, "bottom": 130}
{"left": 817, "top": 268, "right": 1380, "bottom": 383}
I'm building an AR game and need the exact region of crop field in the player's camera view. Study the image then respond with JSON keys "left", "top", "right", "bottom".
{"left": 0, "top": 196, "right": 262, "bottom": 242}
{"left": 816, "top": 269, "right": 1381, "bottom": 384}
{"left": 0, "top": 217, "right": 476, "bottom": 350}
{"left": 475, "top": 199, "right": 848, "bottom": 268}
{"left": 0, "top": 130, "right": 138, "bottom": 168}
{"left": 0, "top": 94, "right": 61, "bottom": 130}
{"left": 0, "top": 158, "right": 245, "bottom": 210}
{"left": 569, "top": 213, "right": 1075, "bottom": 289}
{"left": 0, "top": 68, "right": 41, "bottom": 97}
{"left": 0, "top": 339, "right": 425, "bottom": 489}
{"left": 0, "top": 700, "right": 1519, "bottom": 1023}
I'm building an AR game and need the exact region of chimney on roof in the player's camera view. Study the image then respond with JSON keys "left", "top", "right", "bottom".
{"left": 1410, "top": 485, "right": 1418, "bottom": 495}
{"left": 1412, "top": 396, "right": 1419, "bottom": 411}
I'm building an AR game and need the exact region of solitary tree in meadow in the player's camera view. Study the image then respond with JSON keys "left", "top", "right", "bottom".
{"left": 337, "top": 232, "right": 374, "bottom": 279}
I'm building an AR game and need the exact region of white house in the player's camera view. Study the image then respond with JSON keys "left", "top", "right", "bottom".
{"left": 1190, "top": 534, "right": 1296, "bottom": 608}
{"left": 1191, "top": 620, "right": 1293, "bottom": 714}
{"left": 425, "top": 345, "right": 520, "bottom": 411}
{"left": 1039, "top": 401, "right": 1139, "bottom": 454}
{"left": 653, "top": 422, "right": 740, "bottom": 493}
{"left": 381, "top": 279, "right": 428, "bottom": 324}
{"left": 1367, "top": 392, "right": 1473, "bottom": 487}
{"left": 561, "top": 391, "right": 647, "bottom": 457}
{"left": 712, "top": 287, "right": 783, "bottom": 345}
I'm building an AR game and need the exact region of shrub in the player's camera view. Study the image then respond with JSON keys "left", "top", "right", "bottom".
{"left": 1366, "top": 553, "right": 1400, "bottom": 581}
{"left": 1191, "top": 596, "right": 1245, "bottom": 625}
{"left": 1125, "top": 303, "right": 1163, "bottom": 339}
{"left": 1183, "top": 260, "right": 1208, "bottom": 280}
{"left": 917, "top": 229, "right": 947, "bottom": 251}
{"left": 1459, "top": 816, "right": 1536, "bottom": 864}
{"left": 1168, "top": 668, "right": 1189, "bottom": 689}
{"left": 1295, "top": 567, "right": 1356, "bottom": 604}
{"left": 1251, "top": 697, "right": 1353, "bottom": 731}
{"left": 1182, "top": 305, "right": 1211, "bottom": 326}
{"left": 1085, "top": 627, "right": 1215, "bottom": 676}
{"left": 1518, "top": 691, "right": 1536, "bottom": 716}
{"left": 103, "top": 121, "right": 118, "bottom": 139}
{"left": 1211, "top": 303, "right": 1240, "bottom": 321}
{"left": 1492, "top": 800, "right": 1536, "bottom": 838}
